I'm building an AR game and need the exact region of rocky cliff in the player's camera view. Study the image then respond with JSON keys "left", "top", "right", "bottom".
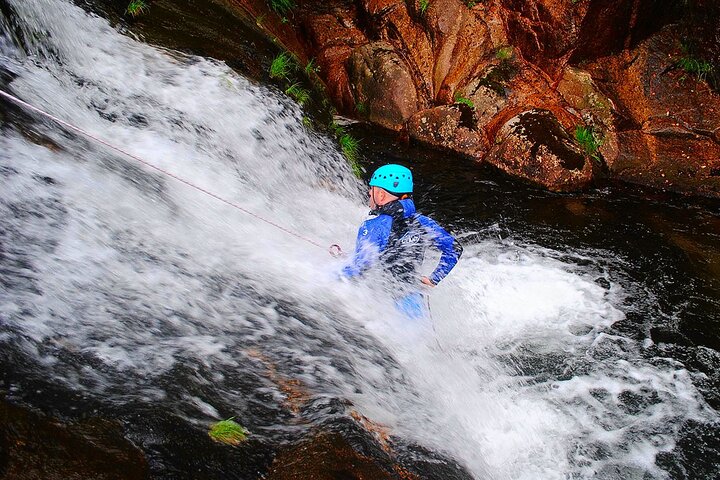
{"left": 230, "top": 0, "right": 720, "bottom": 197}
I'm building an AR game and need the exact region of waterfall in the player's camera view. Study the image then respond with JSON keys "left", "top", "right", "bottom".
{"left": 1, "top": 1, "right": 716, "bottom": 479}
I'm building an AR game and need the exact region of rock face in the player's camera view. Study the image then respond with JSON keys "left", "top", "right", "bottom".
{"left": 348, "top": 42, "right": 419, "bottom": 130}
{"left": 487, "top": 109, "right": 594, "bottom": 191}
{"left": 0, "top": 400, "right": 148, "bottom": 480}
{"left": 231, "top": 0, "right": 720, "bottom": 198}
{"left": 588, "top": 27, "right": 720, "bottom": 197}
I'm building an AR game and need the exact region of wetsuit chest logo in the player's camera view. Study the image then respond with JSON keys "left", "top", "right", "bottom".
{"left": 398, "top": 231, "right": 421, "bottom": 245}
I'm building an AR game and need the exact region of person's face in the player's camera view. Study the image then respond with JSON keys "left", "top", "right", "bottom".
{"left": 368, "top": 186, "right": 397, "bottom": 209}
{"left": 369, "top": 186, "right": 379, "bottom": 209}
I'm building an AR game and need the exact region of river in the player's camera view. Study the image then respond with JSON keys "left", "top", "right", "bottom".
{"left": 1, "top": 1, "right": 719, "bottom": 479}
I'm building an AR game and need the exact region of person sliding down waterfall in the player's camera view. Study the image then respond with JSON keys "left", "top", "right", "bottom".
{"left": 341, "top": 164, "right": 463, "bottom": 320}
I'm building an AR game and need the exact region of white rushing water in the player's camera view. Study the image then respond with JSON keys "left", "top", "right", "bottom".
{"left": 0, "top": 1, "right": 716, "bottom": 479}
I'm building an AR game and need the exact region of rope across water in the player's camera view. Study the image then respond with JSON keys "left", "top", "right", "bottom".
{"left": 0, "top": 89, "right": 342, "bottom": 256}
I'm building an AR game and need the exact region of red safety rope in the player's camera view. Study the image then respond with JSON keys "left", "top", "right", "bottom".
{"left": 0, "top": 89, "right": 343, "bottom": 257}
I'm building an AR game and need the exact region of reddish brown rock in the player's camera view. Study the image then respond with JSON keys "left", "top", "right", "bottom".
{"left": 487, "top": 109, "right": 595, "bottom": 191}
{"left": 348, "top": 42, "right": 420, "bottom": 130}
{"left": 226, "top": 0, "right": 719, "bottom": 197}
{"left": 408, "top": 105, "right": 489, "bottom": 158}
{"left": 303, "top": 10, "right": 367, "bottom": 111}
{"left": 500, "top": 0, "right": 684, "bottom": 77}
{"left": 266, "top": 432, "right": 399, "bottom": 480}
{"left": 587, "top": 27, "right": 720, "bottom": 197}
{"left": 0, "top": 400, "right": 148, "bottom": 480}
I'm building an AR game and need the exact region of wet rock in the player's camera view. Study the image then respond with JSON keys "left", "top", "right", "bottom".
{"left": 408, "top": 105, "right": 489, "bottom": 158}
{"left": 266, "top": 431, "right": 398, "bottom": 480}
{"left": 427, "top": 2, "right": 494, "bottom": 104}
{"left": 224, "top": 0, "right": 719, "bottom": 197}
{"left": 348, "top": 42, "right": 420, "bottom": 130}
{"left": 487, "top": 109, "right": 594, "bottom": 191}
{"left": 358, "top": 0, "right": 435, "bottom": 106}
{"left": 266, "top": 423, "right": 475, "bottom": 480}
{"left": 499, "top": 0, "right": 586, "bottom": 76}
{"left": 556, "top": 66, "right": 618, "bottom": 164}
{"left": 500, "top": 0, "right": 682, "bottom": 76}
{"left": 457, "top": 63, "right": 512, "bottom": 126}
{"left": 0, "top": 400, "right": 148, "bottom": 480}
{"left": 304, "top": 11, "right": 367, "bottom": 112}
{"left": 588, "top": 27, "right": 720, "bottom": 198}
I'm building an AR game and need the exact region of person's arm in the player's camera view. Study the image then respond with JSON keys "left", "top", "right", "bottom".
{"left": 341, "top": 217, "right": 390, "bottom": 279}
{"left": 418, "top": 215, "right": 463, "bottom": 285}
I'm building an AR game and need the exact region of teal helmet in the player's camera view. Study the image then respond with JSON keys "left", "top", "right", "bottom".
{"left": 369, "top": 164, "right": 413, "bottom": 194}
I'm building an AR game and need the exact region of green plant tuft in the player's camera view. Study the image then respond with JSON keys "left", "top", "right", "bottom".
{"left": 126, "top": 0, "right": 148, "bottom": 17}
{"left": 678, "top": 56, "right": 714, "bottom": 83}
{"left": 339, "top": 133, "right": 362, "bottom": 177}
{"left": 208, "top": 418, "right": 248, "bottom": 446}
{"left": 495, "top": 46, "right": 513, "bottom": 61}
{"left": 268, "top": 0, "right": 294, "bottom": 16}
{"left": 454, "top": 93, "right": 474, "bottom": 108}
{"left": 419, "top": 0, "right": 430, "bottom": 15}
{"left": 285, "top": 83, "right": 310, "bottom": 105}
{"left": 302, "top": 116, "right": 313, "bottom": 129}
{"left": 329, "top": 120, "right": 345, "bottom": 138}
{"left": 466, "top": 0, "right": 477, "bottom": 7}
{"left": 355, "top": 102, "right": 367, "bottom": 114}
{"left": 574, "top": 125, "right": 602, "bottom": 162}
{"left": 270, "top": 52, "right": 294, "bottom": 79}
{"left": 305, "top": 59, "right": 319, "bottom": 77}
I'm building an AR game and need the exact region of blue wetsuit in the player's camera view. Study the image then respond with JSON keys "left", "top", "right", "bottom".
{"left": 342, "top": 198, "right": 463, "bottom": 319}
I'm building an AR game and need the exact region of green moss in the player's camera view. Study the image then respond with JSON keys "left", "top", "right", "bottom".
{"left": 453, "top": 93, "right": 474, "bottom": 108}
{"left": 419, "top": 0, "right": 430, "bottom": 15}
{"left": 208, "top": 418, "right": 248, "bottom": 446}
{"left": 126, "top": 0, "right": 148, "bottom": 17}
{"left": 495, "top": 46, "right": 513, "bottom": 61}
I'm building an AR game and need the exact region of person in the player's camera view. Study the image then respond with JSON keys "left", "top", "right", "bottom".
{"left": 341, "top": 164, "right": 463, "bottom": 319}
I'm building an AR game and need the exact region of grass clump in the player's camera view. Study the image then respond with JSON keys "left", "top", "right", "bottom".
{"left": 126, "top": 0, "right": 148, "bottom": 17}
{"left": 419, "top": 0, "right": 430, "bottom": 15}
{"left": 454, "top": 93, "right": 474, "bottom": 108}
{"left": 270, "top": 52, "right": 294, "bottom": 80}
{"left": 340, "top": 133, "right": 360, "bottom": 163}
{"left": 208, "top": 418, "right": 248, "bottom": 446}
{"left": 574, "top": 125, "right": 602, "bottom": 162}
{"left": 305, "top": 59, "right": 319, "bottom": 77}
{"left": 268, "top": 0, "right": 294, "bottom": 16}
{"left": 285, "top": 83, "right": 310, "bottom": 105}
{"left": 678, "top": 56, "right": 714, "bottom": 83}
{"left": 328, "top": 117, "right": 362, "bottom": 177}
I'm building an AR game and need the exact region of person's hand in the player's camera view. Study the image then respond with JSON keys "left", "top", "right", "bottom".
{"left": 421, "top": 276, "right": 435, "bottom": 287}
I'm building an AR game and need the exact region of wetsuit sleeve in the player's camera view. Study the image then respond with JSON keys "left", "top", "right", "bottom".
{"left": 417, "top": 215, "right": 463, "bottom": 284}
{"left": 341, "top": 217, "right": 390, "bottom": 278}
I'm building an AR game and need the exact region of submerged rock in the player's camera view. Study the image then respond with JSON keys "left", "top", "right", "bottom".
{"left": 0, "top": 400, "right": 148, "bottom": 480}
